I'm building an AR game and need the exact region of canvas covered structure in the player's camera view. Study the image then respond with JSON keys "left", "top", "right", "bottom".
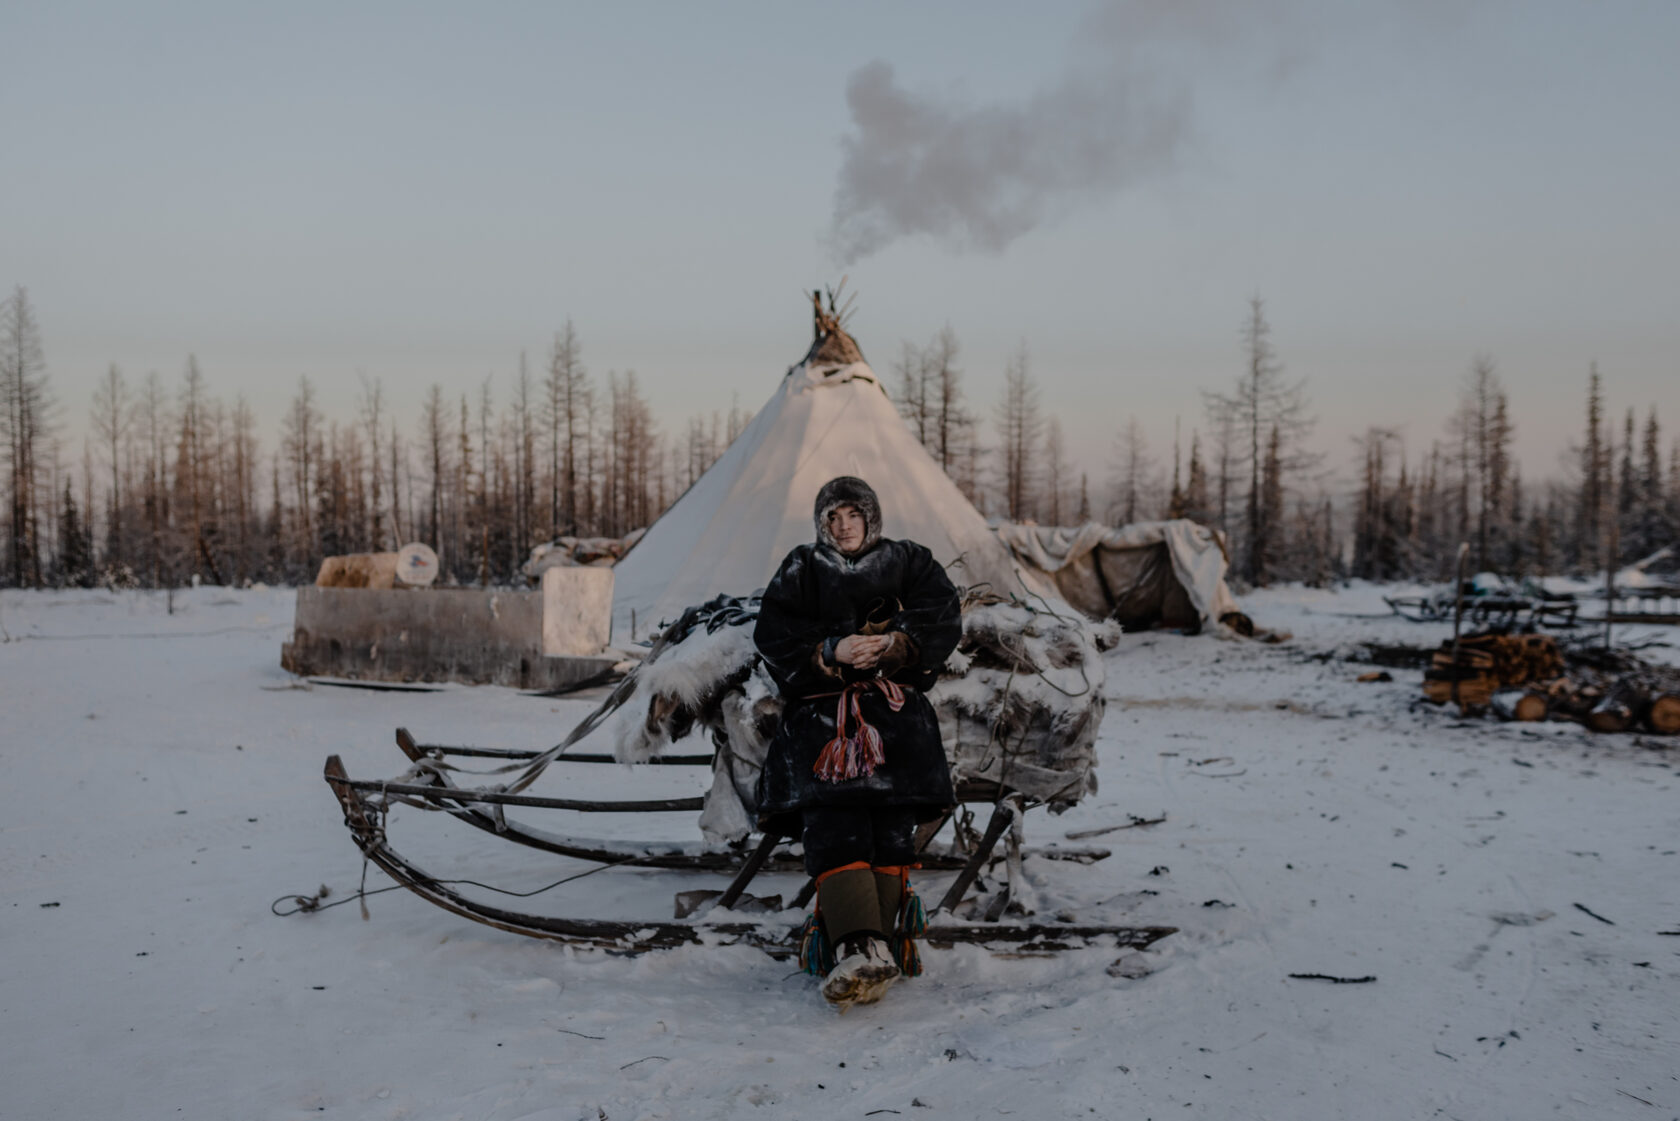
{"left": 994, "top": 520, "right": 1242, "bottom": 632}
{"left": 610, "top": 312, "right": 1050, "bottom": 638}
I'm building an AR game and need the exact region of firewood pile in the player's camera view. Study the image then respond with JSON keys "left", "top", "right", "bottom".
{"left": 1422, "top": 632, "right": 1680, "bottom": 734}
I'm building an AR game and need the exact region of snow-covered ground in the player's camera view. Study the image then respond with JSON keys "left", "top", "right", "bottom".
{"left": 2, "top": 584, "right": 1676, "bottom": 1121}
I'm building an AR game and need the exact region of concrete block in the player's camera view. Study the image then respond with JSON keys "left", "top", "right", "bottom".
{"left": 285, "top": 586, "right": 536, "bottom": 686}
{"left": 282, "top": 585, "right": 618, "bottom": 688}
{"left": 541, "top": 566, "right": 614, "bottom": 656}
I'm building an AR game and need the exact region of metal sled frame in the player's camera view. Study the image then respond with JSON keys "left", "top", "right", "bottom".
{"left": 324, "top": 755, "right": 1176, "bottom": 956}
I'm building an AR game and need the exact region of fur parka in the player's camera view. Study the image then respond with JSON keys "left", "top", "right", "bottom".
{"left": 752, "top": 535, "right": 962, "bottom": 837}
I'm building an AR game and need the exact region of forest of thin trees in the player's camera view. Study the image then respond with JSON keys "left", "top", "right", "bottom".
{"left": 3, "top": 283, "right": 1676, "bottom": 593}
{"left": 2, "top": 290, "right": 750, "bottom": 590}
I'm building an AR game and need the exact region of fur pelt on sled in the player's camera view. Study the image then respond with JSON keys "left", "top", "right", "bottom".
{"left": 590, "top": 597, "right": 1113, "bottom": 846}
{"left": 933, "top": 602, "right": 1117, "bottom": 809}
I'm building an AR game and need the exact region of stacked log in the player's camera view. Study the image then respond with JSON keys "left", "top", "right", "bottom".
{"left": 1418, "top": 630, "right": 1680, "bottom": 734}
{"left": 1422, "top": 662, "right": 1495, "bottom": 708}
{"left": 1422, "top": 633, "right": 1561, "bottom": 710}
{"left": 1536, "top": 673, "right": 1680, "bottom": 734}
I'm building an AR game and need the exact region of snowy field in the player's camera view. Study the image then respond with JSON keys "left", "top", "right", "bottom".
{"left": 2, "top": 584, "right": 1677, "bottom": 1121}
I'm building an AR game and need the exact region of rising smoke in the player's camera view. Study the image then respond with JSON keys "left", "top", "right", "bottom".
{"left": 827, "top": 0, "right": 1346, "bottom": 263}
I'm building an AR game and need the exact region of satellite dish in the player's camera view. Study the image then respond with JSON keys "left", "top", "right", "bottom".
{"left": 395, "top": 542, "right": 440, "bottom": 587}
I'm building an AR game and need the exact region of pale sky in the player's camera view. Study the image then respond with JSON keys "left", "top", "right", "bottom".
{"left": 5, "top": 0, "right": 1677, "bottom": 492}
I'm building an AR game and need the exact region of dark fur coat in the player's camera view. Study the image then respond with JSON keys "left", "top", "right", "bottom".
{"left": 753, "top": 537, "right": 963, "bottom": 837}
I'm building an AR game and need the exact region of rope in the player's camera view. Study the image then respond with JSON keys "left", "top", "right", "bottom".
{"left": 1011, "top": 586, "right": 1080, "bottom": 626}
{"left": 272, "top": 851, "right": 648, "bottom": 918}
{"left": 990, "top": 633, "right": 1093, "bottom": 699}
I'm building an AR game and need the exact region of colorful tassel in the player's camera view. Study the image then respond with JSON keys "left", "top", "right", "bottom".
{"left": 903, "top": 887, "right": 927, "bottom": 938}
{"left": 797, "top": 910, "right": 834, "bottom": 976}
{"left": 813, "top": 680, "right": 907, "bottom": 783}
{"left": 898, "top": 936, "right": 922, "bottom": 978}
{"left": 875, "top": 869, "right": 927, "bottom": 979}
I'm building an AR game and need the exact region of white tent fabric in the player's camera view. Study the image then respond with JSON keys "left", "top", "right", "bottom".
{"left": 611, "top": 357, "right": 1053, "bottom": 638}
{"left": 993, "top": 519, "right": 1242, "bottom": 628}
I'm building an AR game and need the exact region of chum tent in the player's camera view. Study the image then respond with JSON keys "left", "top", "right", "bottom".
{"left": 610, "top": 297, "right": 1053, "bottom": 639}
{"left": 993, "top": 520, "right": 1243, "bottom": 633}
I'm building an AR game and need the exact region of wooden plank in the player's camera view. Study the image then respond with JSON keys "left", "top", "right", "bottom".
{"left": 715, "top": 831, "right": 783, "bottom": 910}
{"left": 341, "top": 775, "right": 705, "bottom": 813}
{"left": 931, "top": 799, "right": 1016, "bottom": 917}
{"left": 420, "top": 743, "right": 712, "bottom": 765}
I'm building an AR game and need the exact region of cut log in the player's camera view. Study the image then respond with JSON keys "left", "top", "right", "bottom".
{"left": 1513, "top": 691, "right": 1549, "bottom": 722}
{"left": 1644, "top": 693, "right": 1680, "bottom": 736}
{"left": 1492, "top": 691, "right": 1549, "bottom": 722}
{"left": 1585, "top": 680, "right": 1641, "bottom": 733}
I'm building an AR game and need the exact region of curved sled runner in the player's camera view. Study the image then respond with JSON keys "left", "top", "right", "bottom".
{"left": 324, "top": 755, "right": 1176, "bottom": 956}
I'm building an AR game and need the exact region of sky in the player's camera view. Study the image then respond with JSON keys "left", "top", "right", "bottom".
{"left": 5, "top": 0, "right": 1677, "bottom": 492}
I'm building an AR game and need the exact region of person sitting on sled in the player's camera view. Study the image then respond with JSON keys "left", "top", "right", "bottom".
{"left": 753, "top": 475, "right": 962, "bottom": 1007}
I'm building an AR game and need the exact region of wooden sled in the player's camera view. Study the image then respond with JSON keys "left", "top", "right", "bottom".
{"left": 322, "top": 755, "right": 1175, "bottom": 957}
{"left": 1387, "top": 590, "right": 1579, "bottom": 629}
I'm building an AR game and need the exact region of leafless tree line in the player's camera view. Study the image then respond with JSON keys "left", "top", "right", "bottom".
{"left": 4, "top": 299, "right": 751, "bottom": 589}
{"left": 910, "top": 295, "right": 1678, "bottom": 590}
{"left": 3, "top": 287, "right": 53, "bottom": 586}
{"left": 5, "top": 285, "right": 1676, "bottom": 591}
{"left": 1345, "top": 358, "right": 1677, "bottom": 586}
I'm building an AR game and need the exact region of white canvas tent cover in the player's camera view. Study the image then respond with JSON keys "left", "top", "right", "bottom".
{"left": 611, "top": 317, "right": 1051, "bottom": 638}
{"left": 1625, "top": 544, "right": 1679, "bottom": 584}
{"left": 994, "top": 519, "right": 1242, "bottom": 631}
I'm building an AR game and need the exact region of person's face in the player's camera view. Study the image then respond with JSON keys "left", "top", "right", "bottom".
{"left": 827, "top": 504, "right": 867, "bottom": 554}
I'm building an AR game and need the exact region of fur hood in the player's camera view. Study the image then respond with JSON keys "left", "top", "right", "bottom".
{"left": 813, "top": 476, "right": 883, "bottom": 555}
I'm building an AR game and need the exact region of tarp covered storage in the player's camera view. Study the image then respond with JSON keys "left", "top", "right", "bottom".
{"left": 995, "top": 519, "right": 1241, "bottom": 631}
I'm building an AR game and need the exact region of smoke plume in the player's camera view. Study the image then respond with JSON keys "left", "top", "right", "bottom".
{"left": 827, "top": 0, "right": 1320, "bottom": 263}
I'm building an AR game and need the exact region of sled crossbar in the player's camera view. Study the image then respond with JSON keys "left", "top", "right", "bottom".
{"left": 339, "top": 776, "right": 705, "bottom": 814}
{"left": 413, "top": 742, "right": 713, "bottom": 765}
